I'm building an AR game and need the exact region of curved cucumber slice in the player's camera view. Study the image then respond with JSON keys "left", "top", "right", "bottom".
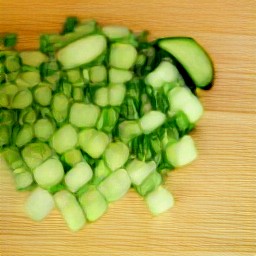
{"left": 57, "top": 35, "right": 107, "bottom": 69}
{"left": 158, "top": 37, "right": 213, "bottom": 88}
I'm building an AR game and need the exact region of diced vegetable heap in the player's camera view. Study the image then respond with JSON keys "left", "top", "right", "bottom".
{"left": 0, "top": 17, "right": 214, "bottom": 231}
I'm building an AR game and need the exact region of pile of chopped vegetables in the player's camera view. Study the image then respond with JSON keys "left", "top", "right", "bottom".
{"left": 0, "top": 17, "right": 214, "bottom": 231}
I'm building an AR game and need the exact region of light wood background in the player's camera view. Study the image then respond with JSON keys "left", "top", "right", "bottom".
{"left": 0, "top": 0, "right": 255, "bottom": 255}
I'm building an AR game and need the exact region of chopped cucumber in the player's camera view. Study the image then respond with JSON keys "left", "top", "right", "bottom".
{"left": 15, "top": 124, "right": 34, "bottom": 147}
{"left": 102, "top": 25, "right": 130, "bottom": 40}
{"left": 139, "top": 111, "right": 166, "bottom": 134}
{"left": 109, "top": 68, "right": 133, "bottom": 84}
{"left": 96, "top": 107, "right": 119, "bottom": 133}
{"left": 21, "top": 142, "right": 52, "bottom": 169}
{"left": 20, "top": 51, "right": 48, "bottom": 67}
{"left": 51, "top": 93, "right": 69, "bottom": 123}
{"left": 62, "top": 148, "right": 83, "bottom": 167}
{"left": 33, "top": 158, "right": 64, "bottom": 188}
{"left": 57, "top": 35, "right": 107, "bottom": 69}
{"left": 0, "top": 17, "right": 214, "bottom": 231}
{"left": 118, "top": 120, "right": 143, "bottom": 143}
{"left": 126, "top": 159, "right": 156, "bottom": 186}
{"left": 145, "top": 61, "right": 179, "bottom": 89}
{"left": 93, "top": 159, "right": 111, "bottom": 185}
{"left": 103, "top": 141, "right": 129, "bottom": 171}
{"left": 94, "top": 87, "right": 109, "bottom": 107}
{"left": 69, "top": 103, "right": 100, "bottom": 128}
{"left": 54, "top": 190, "right": 86, "bottom": 232}
{"left": 109, "top": 43, "right": 137, "bottom": 69}
{"left": 79, "top": 186, "right": 108, "bottom": 222}
{"left": 79, "top": 128, "right": 110, "bottom": 158}
{"left": 16, "top": 71, "right": 41, "bottom": 88}
{"left": 145, "top": 186, "right": 174, "bottom": 215}
{"left": 168, "top": 86, "right": 203, "bottom": 124}
{"left": 14, "top": 170, "right": 34, "bottom": 190}
{"left": 11, "top": 89, "right": 33, "bottom": 109}
{"left": 89, "top": 65, "right": 107, "bottom": 83}
{"left": 109, "top": 83, "right": 126, "bottom": 106}
{"left": 51, "top": 124, "right": 78, "bottom": 154}
{"left": 97, "top": 168, "right": 131, "bottom": 202}
{"left": 34, "top": 118, "right": 55, "bottom": 141}
{"left": 65, "top": 162, "right": 93, "bottom": 192}
{"left": 165, "top": 135, "right": 197, "bottom": 167}
{"left": 34, "top": 85, "right": 52, "bottom": 106}
{"left": 136, "top": 171, "right": 162, "bottom": 196}
{"left": 25, "top": 187, "right": 54, "bottom": 221}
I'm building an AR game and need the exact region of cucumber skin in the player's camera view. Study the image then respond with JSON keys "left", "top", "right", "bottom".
{"left": 155, "top": 37, "right": 214, "bottom": 90}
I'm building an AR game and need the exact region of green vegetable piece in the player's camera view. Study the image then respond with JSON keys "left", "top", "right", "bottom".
{"left": 57, "top": 35, "right": 107, "bottom": 69}
{"left": 73, "top": 87, "right": 84, "bottom": 101}
{"left": 82, "top": 69, "right": 89, "bottom": 82}
{"left": 158, "top": 37, "right": 214, "bottom": 88}
{"left": 94, "top": 87, "right": 109, "bottom": 107}
{"left": 34, "top": 118, "right": 55, "bottom": 141}
{"left": 102, "top": 25, "right": 130, "bottom": 40}
{"left": 1, "top": 147, "right": 24, "bottom": 170}
{"left": 109, "top": 83, "right": 126, "bottom": 106}
{"left": 165, "top": 135, "right": 197, "bottom": 167}
{"left": 16, "top": 71, "right": 41, "bottom": 88}
{"left": 62, "top": 149, "right": 83, "bottom": 167}
{"left": 15, "top": 124, "right": 34, "bottom": 148}
{"left": 79, "top": 128, "right": 110, "bottom": 158}
{"left": 93, "top": 159, "right": 111, "bottom": 185}
{"left": 25, "top": 187, "right": 55, "bottom": 221}
{"left": 109, "top": 68, "right": 133, "bottom": 84}
{"left": 34, "top": 85, "right": 52, "bottom": 106}
{"left": 139, "top": 111, "right": 166, "bottom": 134}
{"left": 14, "top": 171, "right": 34, "bottom": 190}
{"left": 89, "top": 65, "right": 107, "bottom": 83}
{"left": 52, "top": 124, "right": 78, "bottom": 154}
{"left": 65, "top": 162, "right": 93, "bottom": 192}
{"left": 168, "top": 86, "right": 204, "bottom": 124}
{"left": 22, "top": 142, "right": 52, "bottom": 169}
{"left": 11, "top": 89, "right": 33, "bottom": 109}
{"left": 126, "top": 159, "right": 156, "bottom": 186}
{"left": 74, "top": 20, "right": 97, "bottom": 34}
{"left": 79, "top": 186, "right": 108, "bottom": 222}
{"left": 20, "top": 51, "right": 48, "bottom": 67}
{"left": 5, "top": 55, "right": 20, "bottom": 72}
{"left": 118, "top": 120, "right": 142, "bottom": 143}
{"left": 136, "top": 171, "right": 162, "bottom": 196}
{"left": 51, "top": 93, "right": 69, "bottom": 123}
{"left": 109, "top": 43, "right": 137, "bottom": 70}
{"left": 145, "top": 186, "right": 174, "bottom": 215}
{"left": 0, "top": 83, "right": 19, "bottom": 104}
{"left": 54, "top": 190, "right": 86, "bottom": 232}
{"left": 69, "top": 103, "right": 100, "bottom": 128}
{"left": 97, "top": 168, "right": 131, "bottom": 202}
{"left": 66, "top": 68, "right": 84, "bottom": 86}
{"left": 33, "top": 158, "right": 64, "bottom": 188}
{"left": 19, "top": 107, "right": 37, "bottom": 125}
{"left": 145, "top": 61, "right": 179, "bottom": 89}
{"left": 96, "top": 107, "right": 119, "bottom": 133}
{"left": 104, "top": 141, "right": 129, "bottom": 171}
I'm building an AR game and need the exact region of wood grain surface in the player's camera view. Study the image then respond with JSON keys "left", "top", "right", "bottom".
{"left": 0, "top": 0, "right": 255, "bottom": 255}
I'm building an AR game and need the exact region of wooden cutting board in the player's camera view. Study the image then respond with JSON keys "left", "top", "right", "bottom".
{"left": 0, "top": 0, "right": 255, "bottom": 255}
